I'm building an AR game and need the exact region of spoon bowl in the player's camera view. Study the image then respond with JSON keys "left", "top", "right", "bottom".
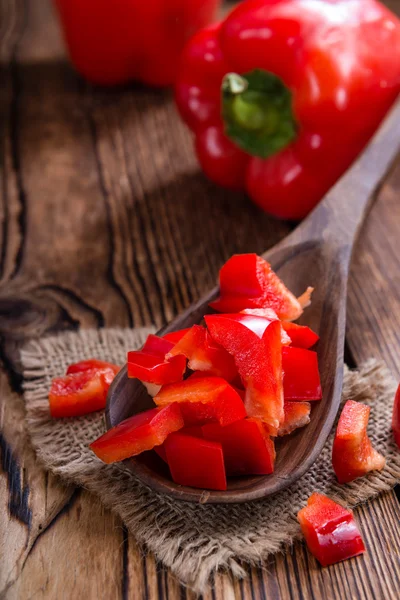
{"left": 106, "top": 98, "right": 400, "bottom": 503}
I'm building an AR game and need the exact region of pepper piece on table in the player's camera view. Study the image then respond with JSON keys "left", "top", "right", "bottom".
{"left": 49, "top": 366, "right": 117, "bottom": 418}
{"left": 210, "top": 254, "right": 311, "bottom": 321}
{"left": 205, "top": 314, "right": 283, "bottom": 435}
{"left": 154, "top": 375, "right": 246, "bottom": 427}
{"left": 202, "top": 418, "right": 275, "bottom": 475}
{"left": 278, "top": 401, "right": 311, "bottom": 436}
{"left": 282, "top": 347, "right": 322, "bottom": 401}
{"left": 332, "top": 400, "right": 386, "bottom": 483}
{"left": 297, "top": 493, "right": 366, "bottom": 566}
{"left": 90, "top": 404, "right": 184, "bottom": 463}
{"left": 54, "top": 0, "right": 221, "bottom": 87}
{"left": 392, "top": 384, "right": 400, "bottom": 449}
{"left": 166, "top": 324, "right": 238, "bottom": 381}
{"left": 164, "top": 433, "right": 227, "bottom": 490}
{"left": 127, "top": 334, "right": 187, "bottom": 392}
{"left": 176, "top": 0, "right": 400, "bottom": 219}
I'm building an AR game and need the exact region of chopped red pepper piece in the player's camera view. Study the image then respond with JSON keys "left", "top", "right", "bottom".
{"left": 202, "top": 418, "right": 275, "bottom": 475}
{"left": 205, "top": 315, "right": 283, "bottom": 434}
{"left": 281, "top": 322, "right": 319, "bottom": 349}
{"left": 67, "top": 359, "right": 121, "bottom": 376}
{"left": 240, "top": 308, "right": 291, "bottom": 345}
{"left": 167, "top": 325, "right": 238, "bottom": 381}
{"left": 297, "top": 493, "right": 366, "bottom": 566}
{"left": 278, "top": 401, "right": 311, "bottom": 436}
{"left": 332, "top": 400, "right": 385, "bottom": 483}
{"left": 127, "top": 334, "right": 186, "bottom": 385}
{"left": 282, "top": 347, "right": 322, "bottom": 401}
{"left": 165, "top": 433, "right": 227, "bottom": 491}
{"left": 154, "top": 375, "right": 246, "bottom": 427}
{"left": 392, "top": 384, "right": 400, "bottom": 449}
{"left": 49, "top": 367, "right": 116, "bottom": 418}
{"left": 209, "top": 254, "right": 311, "bottom": 321}
{"left": 162, "top": 328, "right": 191, "bottom": 345}
{"left": 154, "top": 425, "right": 203, "bottom": 463}
{"left": 90, "top": 404, "right": 184, "bottom": 463}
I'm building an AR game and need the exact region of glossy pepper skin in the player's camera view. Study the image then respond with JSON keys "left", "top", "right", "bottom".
{"left": 175, "top": 0, "right": 400, "bottom": 219}
{"left": 298, "top": 493, "right": 365, "bottom": 566}
{"left": 392, "top": 384, "right": 400, "bottom": 448}
{"left": 54, "top": 0, "right": 220, "bottom": 86}
{"left": 332, "top": 400, "right": 385, "bottom": 483}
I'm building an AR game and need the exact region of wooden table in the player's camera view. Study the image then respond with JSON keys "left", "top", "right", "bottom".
{"left": 1, "top": 1, "right": 400, "bottom": 598}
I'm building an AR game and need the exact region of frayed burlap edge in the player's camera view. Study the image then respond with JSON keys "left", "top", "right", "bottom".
{"left": 21, "top": 328, "right": 400, "bottom": 592}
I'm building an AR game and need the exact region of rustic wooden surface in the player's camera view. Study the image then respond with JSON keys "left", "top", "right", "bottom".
{"left": 1, "top": 0, "right": 400, "bottom": 598}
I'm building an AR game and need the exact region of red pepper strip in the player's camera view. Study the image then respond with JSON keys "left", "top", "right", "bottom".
{"left": 241, "top": 308, "right": 291, "bottom": 345}
{"left": 67, "top": 359, "right": 121, "bottom": 376}
{"left": 165, "top": 433, "right": 227, "bottom": 491}
{"left": 205, "top": 315, "right": 283, "bottom": 435}
{"left": 278, "top": 402, "right": 311, "bottom": 437}
{"left": 167, "top": 324, "right": 238, "bottom": 381}
{"left": 282, "top": 347, "right": 322, "bottom": 401}
{"left": 297, "top": 493, "right": 365, "bottom": 566}
{"left": 54, "top": 0, "right": 221, "bottom": 87}
{"left": 176, "top": 0, "right": 400, "bottom": 219}
{"left": 202, "top": 418, "right": 275, "bottom": 475}
{"left": 127, "top": 335, "right": 186, "bottom": 385}
{"left": 90, "top": 404, "right": 184, "bottom": 464}
{"left": 281, "top": 322, "right": 319, "bottom": 349}
{"left": 154, "top": 425, "right": 204, "bottom": 463}
{"left": 210, "top": 254, "right": 311, "bottom": 321}
{"left": 49, "top": 368, "right": 116, "bottom": 418}
{"left": 154, "top": 375, "right": 246, "bottom": 427}
{"left": 393, "top": 384, "right": 400, "bottom": 449}
{"left": 332, "top": 400, "right": 385, "bottom": 484}
{"left": 162, "top": 328, "right": 191, "bottom": 345}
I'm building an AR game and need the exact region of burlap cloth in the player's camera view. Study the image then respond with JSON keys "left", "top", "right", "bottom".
{"left": 20, "top": 327, "right": 400, "bottom": 592}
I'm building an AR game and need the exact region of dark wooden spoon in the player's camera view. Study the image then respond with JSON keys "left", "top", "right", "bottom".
{"left": 106, "top": 98, "right": 400, "bottom": 504}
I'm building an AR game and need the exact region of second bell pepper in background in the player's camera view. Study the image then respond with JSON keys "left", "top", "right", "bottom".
{"left": 175, "top": 0, "right": 400, "bottom": 219}
{"left": 54, "top": 0, "right": 221, "bottom": 86}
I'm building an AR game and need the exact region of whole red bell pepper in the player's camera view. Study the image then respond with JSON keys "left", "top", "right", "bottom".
{"left": 175, "top": 0, "right": 400, "bottom": 219}
{"left": 297, "top": 493, "right": 366, "bottom": 566}
{"left": 54, "top": 0, "right": 221, "bottom": 86}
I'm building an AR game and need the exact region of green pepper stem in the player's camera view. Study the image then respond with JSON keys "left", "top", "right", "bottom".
{"left": 221, "top": 69, "right": 296, "bottom": 159}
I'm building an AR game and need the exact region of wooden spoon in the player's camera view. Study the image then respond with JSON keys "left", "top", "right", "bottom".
{"left": 106, "top": 98, "right": 400, "bottom": 504}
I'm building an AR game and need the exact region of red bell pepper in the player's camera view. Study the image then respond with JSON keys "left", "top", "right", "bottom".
{"left": 90, "top": 403, "right": 184, "bottom": 463}
{"left": 210, "top": 254, "right": 312, "bottom": 321}
{"left": 202, "top": 418, "right": 275, "bottom": 475}
{"left": 167, "top": 325, "right": 238, "bottom": 381}
{"left": 49, "top": 367, "right": 117, "bottom": 418}
{"left": 162, "top": 328, "right": 191, "bottom": 345}
{"left": 154, "top": 375, "right": 246, "bottom": 427}
{"left": 176, "top": 0, "right": 400, "bottom": 219}
{"left": 297, "top": 493, "right": 366, "bottom": 566}
{"left": 164, "top": 433, "right": 227, "bottom": 490}
{"left": 127, "top": 334, "right": 186, "bottom": 386}
{"left": 282, "top": 347, "right": 322, "bottom": 401}
{"left": 332, "top": 400, "right": 385, "bottom": 484}
{"left": 205, "top": 315, "right": 283, "bottom": 434}
{"left": 281, "top": 322, "right": 319, "bottom": 349}
{"left": 278, "top": 401, "right": 311, "bottom": 437}
{"left": 67, "top": 359, "right": 121, "bottom": 376}
{"left": 54, "top": 0, "right": 221, "bottom": 86}
{"left": 392, "top": 384, "right": 400, "bottom": 449}
{"left": 241, "top": 308, "right": 291, "bottom": 345}
{"left": 154, "top": 425, "right": 204, "bottom": 462}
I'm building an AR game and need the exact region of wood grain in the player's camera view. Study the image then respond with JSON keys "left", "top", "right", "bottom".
{"left": 1, "top": 0, "right": 400, "bottom": 598}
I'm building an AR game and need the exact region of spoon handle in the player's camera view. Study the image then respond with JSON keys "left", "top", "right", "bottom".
{"left": 292, "top": 96, "right": 400, "bottom": 249}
